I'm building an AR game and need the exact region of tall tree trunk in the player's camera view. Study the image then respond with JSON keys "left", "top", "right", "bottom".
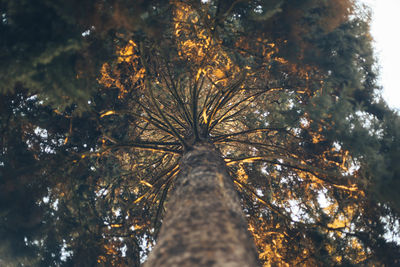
{"left": 144, "top": 142, "right": 260, "bottom": 267}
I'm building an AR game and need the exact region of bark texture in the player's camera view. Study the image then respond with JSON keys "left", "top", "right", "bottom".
{"left": 144, "top": 142, "right": 260, "bottom": 267}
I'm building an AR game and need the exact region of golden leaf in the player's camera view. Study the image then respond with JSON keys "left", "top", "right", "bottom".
{"left": 133, "top": 193, "right": 147, "bottom": 204}
{"left": 202, "top": 109, "right": 208, "bottom": 124}
{"left": 140, "top": 180, "right": 153, "bottom": 188}
{"left": 214, "top": 69, "right": 225, "bottom": 79}
{"left": 100, "top": 111, "right": 116, "bottom": 118}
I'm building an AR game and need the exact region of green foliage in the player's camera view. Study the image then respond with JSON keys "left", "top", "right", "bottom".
{"left": 0, "top": 0, "right": 169, "bottom": 110}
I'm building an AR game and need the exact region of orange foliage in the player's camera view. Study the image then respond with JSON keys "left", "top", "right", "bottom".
{"left": 99, "top": 39, "right": 145, "bottom": 98}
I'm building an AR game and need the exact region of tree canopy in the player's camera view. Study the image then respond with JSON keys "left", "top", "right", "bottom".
{"left": 1, "top": 0, "right": 399, "bottom": 266}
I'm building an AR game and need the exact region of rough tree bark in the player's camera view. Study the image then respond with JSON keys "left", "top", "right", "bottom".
{"left": 143, "top": 142, "right": 260, "bottom": 267}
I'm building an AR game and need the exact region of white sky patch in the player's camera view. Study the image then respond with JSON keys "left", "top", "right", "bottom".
{"left": 360, "top": 0, "right": 400, "bottom": 111}
{"left": 113, "top": 208, "right": 122, "bottom": 217}
{"left": 317, "top": 189, "right": 332, "bottom": 209}
{"left": 51, "top": 199, "right": 59, "bottom": 211}
{"left": 121, "top": 244, "right": 128, "bottom": 257}
{"left": 60, "top": 240, "right": 73, "bottom": 261}
{"left": 140, "top": 234, "right": 152, "bottom": 264}
{"left": 34, "top": 126, "right": 48, "bottom": 138}
{"left": 287, "top": 199, "right": 302, "bottom": 222}
{"left": 380, "top": 215, "right": 400, "bottom": 245}
{"left": 256, "top": 189, "right": 264, "bottom": 197}
{"left": 82, "top": 29, "right": 91, "bottom": 36}
{"left": 42, "top": 196, "right": 50, "bottom": 204}
{"left": 96, "top": 188, "right": 109, "bottom": 197}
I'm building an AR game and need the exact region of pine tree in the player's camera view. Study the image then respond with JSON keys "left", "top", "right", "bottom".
{"left": 1, "top": 0, "right": 399, "bottom": 266}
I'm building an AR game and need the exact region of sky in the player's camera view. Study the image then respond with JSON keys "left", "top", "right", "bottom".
{"left": 360, "top": 0, "right": 400, "bottom": 110}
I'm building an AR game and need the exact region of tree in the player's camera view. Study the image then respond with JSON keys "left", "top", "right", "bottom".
{"left": 0, "top": 0, "right": 168, "bottom": 109}
{"left": 1, "top": 0, "right": 400, "bottom": 266}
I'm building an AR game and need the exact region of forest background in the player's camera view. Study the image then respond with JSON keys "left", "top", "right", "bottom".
{"left": 1, "top": 0, "right": 400, "bottom": 266}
